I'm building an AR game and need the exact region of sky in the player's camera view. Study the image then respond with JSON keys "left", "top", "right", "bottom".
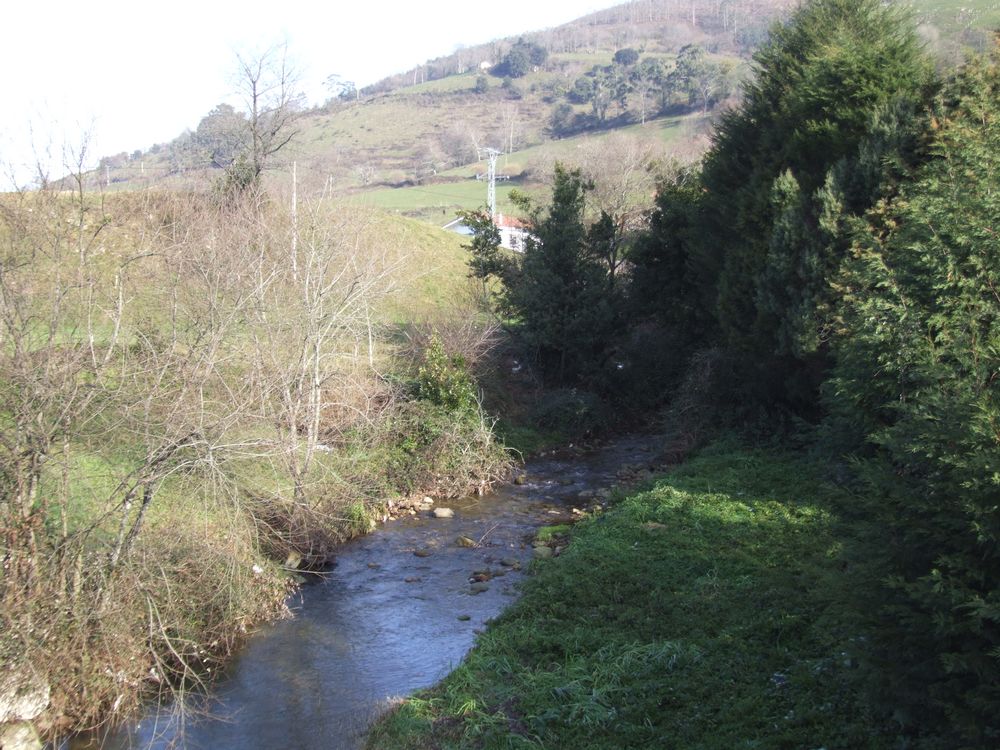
{"left": 1, "top": 0, "right": 615, "bottom": 187}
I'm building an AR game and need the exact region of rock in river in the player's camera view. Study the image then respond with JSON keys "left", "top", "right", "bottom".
{"left": 456, "top": 535, "right": 477, "bottom": 548}
{"left": 432, "top": 508, "right": 455, "bottom": 519}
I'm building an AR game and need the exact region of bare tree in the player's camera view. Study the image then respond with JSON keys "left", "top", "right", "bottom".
{"left": 248, "top": 202, "right": 399, "bottom": 506}
{"left": 576, "top": 134, "right": 662, "bottom": 284}
{"left": 234, "top": 44, "right": 302, "bottom": 184}
{"left": 499, "top": 104, "right": 522, "bottom": 155}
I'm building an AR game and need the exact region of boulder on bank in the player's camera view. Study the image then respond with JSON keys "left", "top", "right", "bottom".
{"left": 0, "top": 722, "right": 42, "bottom": 750}
{"left": 0, "top": 666, "right": 47, "bottom": 750}
{"left": 0, "top": 666, "right": 49, "bottom": 725}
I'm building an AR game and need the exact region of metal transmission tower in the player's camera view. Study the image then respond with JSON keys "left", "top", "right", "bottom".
{"left": 480, "top": 147, "right": 502, "bottom": 219}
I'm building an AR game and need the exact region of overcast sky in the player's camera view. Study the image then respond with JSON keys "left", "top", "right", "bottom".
{"left": 1, "top": 0, "right": 615, "bottom": 186}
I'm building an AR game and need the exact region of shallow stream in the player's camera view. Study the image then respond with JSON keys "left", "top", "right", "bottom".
{"left": 78, "top": 433, "right": 658, "bottom": 750}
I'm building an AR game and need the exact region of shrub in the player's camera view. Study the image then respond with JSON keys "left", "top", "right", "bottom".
{"left": 416, "top": 335, "right": 478, "bottom": 415}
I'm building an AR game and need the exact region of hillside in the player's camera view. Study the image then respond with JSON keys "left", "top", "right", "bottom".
{"left": 94, "top": 0, "right": 798, "bottom": 217}
{"left": 91, "top": 0, "right": 999, "bottom": 224}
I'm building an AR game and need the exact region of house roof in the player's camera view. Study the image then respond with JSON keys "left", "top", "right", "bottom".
{"left": 495, "top": 214, "right": 529, "bottom": 229}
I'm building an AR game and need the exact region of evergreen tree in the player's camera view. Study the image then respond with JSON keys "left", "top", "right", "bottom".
{"left": 464, "top": 166, "right": 617, "bottom": 385}
{"left": 628, "top": 167, "right": 708, "bottom": 342}
{"left": 509, "top": 165, "right": 617, "bottom": 382}
{"left": 829, "top": 53, "right": 1000, "bottom": 745}
{"left": 697, "top": 0, "right": 933, "bottom": 410}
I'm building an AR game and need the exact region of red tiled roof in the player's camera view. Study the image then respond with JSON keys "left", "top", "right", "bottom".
{"left": 495, "top": 214, "right": 528, "bottom": 229}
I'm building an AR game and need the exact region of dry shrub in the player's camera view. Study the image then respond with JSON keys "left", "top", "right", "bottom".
{"left": 398, "top": 282, "right": 503, "bottom": 375}
{"left": 374, "top": 399, "right": 514, "bottom": 500}
{"left": 1, "top": 493, "right": 288, "bottom": 742}
{"left": 243, "top": 492, "right": 363, "bottom": 568}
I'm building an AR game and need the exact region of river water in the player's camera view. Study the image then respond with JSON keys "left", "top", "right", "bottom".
{"left": 76, "top": 434, "right": 657, "bottom": 750}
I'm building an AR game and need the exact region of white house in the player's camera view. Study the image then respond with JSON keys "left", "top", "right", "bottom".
{"left": 494, "top": 213, "right": 532, "bottom": 252}
{"left": 442, "top": 212, "right": 534, "bottom": 253}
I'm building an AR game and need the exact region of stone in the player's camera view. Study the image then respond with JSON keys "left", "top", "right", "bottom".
{"left": 0, "top": 722, "right": 42, "bottom": 750}
{"left": 413, "top": 549, "right": 433, "bottom": 558}
{"left": 457, "top": 614, "right": 471, "bottom": 621}
{"left": 367, "top": 562, "right": 381, "bottom": 569}
{"left": 404, "top": 576, "right": 421, "bottom": 583}
{"left": 469, "top": 582, "right": 490, "bottom": 594}
{"left": 432, "top": 508, "right": 455, "bottom": 519}
{"left": 513, "top": 474, "right": 527, "bottom": 486}
{"left": 499, "top": 557, "right": 519, "bottom": 567}
{"left": 283, "top": 551, "right": 302, "bottom": 569}
{"left": 421, "top": 496, "right": 434, "bottom": 506}
{"left": 0, "top": 667, "right": 49, "bottom": 724}
{"left": 532, "top": 546, "right": 554, "bottom": 559}
{"left": 456, "top": 536, "right": 477, "bottom": 548}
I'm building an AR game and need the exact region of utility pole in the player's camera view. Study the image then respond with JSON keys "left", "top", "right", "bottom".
{"left": 480, "top": 147, "right": 501, "bottom": 219}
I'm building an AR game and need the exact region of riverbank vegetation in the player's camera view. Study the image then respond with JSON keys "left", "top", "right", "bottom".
{"left": 373, "top": 0, "right": 1000, "bottom": 745}
{"left": 368, "top": 444, "right": 893, "bottom": 749}
{"left": 0, "top": 180, "right": 510, "bottom": 741}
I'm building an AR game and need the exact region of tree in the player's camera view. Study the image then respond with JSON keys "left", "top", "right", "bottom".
{"left": 827, "top": 54, "right": 1000, "bottom": 744}
{"left": 613, "top": 47, "right": 640, "bottom": 66}
{"left": 467, "top": 166, "right": 617, "bottom": 383}
{"left": 668, "top": 44, "right": 723, "bottom": 113}
{"left": 632, "top": 57, "right": 667, "bottom": 123}
{"left": 194, "top": 103, "right": 247, "bottom": 168}
{"left": 696, "top": 0, "right": 933, "bottom": 407}
{"left": 249, "top": 205, "right": 397, "bottom": 505}
{"left": 496, "top": 39, "right": 547, "bottom": 79}
{"left": 628, "top": 166, "right": 708, "bottom": 339}
{"left": 232, "top": 44, "right": 301, "bottom": 189}
{"left": 574, "top": 134, "right": 660, "bottom": 286}
{"left": 324, "top": 73, "right": 357, "bottom": 101}
{"left": 549, "top": 103, "right": 576, "bottom": 136}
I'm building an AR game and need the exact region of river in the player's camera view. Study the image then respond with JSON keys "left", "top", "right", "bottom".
{"left": 73, "top": 433, "right": 657, "bottom": 750}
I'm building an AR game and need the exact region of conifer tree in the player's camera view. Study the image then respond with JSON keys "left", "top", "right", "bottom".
{"left": 696, "top": 0, "right": 932, "bottom": 409}
{"left": 829, "top": 53, "right": 1000, "bottom": 744}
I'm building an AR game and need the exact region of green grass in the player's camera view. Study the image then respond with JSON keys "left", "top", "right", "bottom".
{"left": 370, "top": 213, "right": 475, "bottom": 320}
{"left": 352, "top": 181, "right": 521, "bottom": 220}
{"left": 367, "top": 441, "right": 892, "bottom": 749}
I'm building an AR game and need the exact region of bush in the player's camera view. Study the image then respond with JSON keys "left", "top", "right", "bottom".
{"left": 416, "top": 335, "right": 478, "bottom": 415}
{"left": 532, "top": 388, "right": 608, "bottom": 438}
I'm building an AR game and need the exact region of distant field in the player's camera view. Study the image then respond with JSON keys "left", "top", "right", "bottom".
{"left": 907, "top": 0, "right": 1000, "bottom": 32}
{"left": 351, "top": 181, "right": 522, "bottom": 224}
{"left": 344, "top": 110, "right": 708, "bottom": 224}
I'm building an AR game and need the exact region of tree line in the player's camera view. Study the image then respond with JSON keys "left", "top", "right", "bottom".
{"left": 466, "top": 0, "right": 1000, "bottom": 744}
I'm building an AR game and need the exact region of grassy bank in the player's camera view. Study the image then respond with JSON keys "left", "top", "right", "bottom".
{"left": 368, "top": 441, "right": 893, "bottom": 749}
